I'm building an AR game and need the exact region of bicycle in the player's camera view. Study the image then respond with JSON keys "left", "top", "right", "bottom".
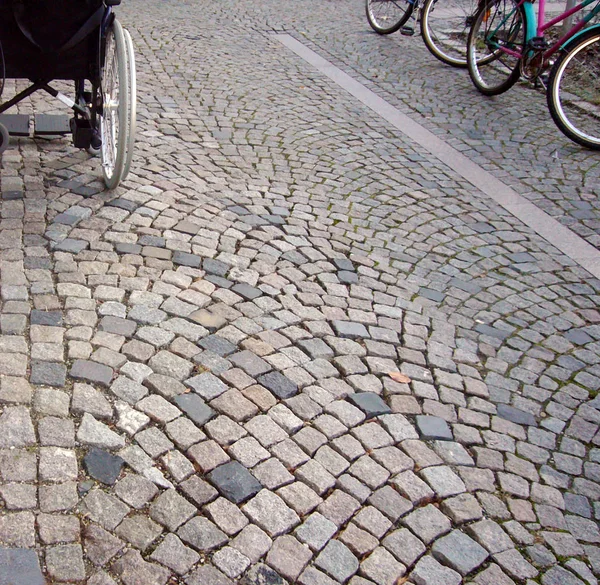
{"left": 366, "top": 0, "right": 482, "bottom": 67}
{"left": 466, "top": 0, "right": 600, "bottom": 148}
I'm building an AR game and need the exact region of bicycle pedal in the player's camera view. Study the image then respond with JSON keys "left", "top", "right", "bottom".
{"left": 529, "top": 36, "right": 549, "bottom": 50}
{"left": 400, "top": 26, "right": 415, "bottom": 36}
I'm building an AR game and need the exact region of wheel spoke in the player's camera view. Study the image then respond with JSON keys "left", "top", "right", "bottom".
{"left": 366, "top": 0, "right": 413, "bottom": 34}
{"left": 467, "top": 0, "right": 525, "bottom": 95}
{"left": 548, "top": 32, "right": 600, "bottom": 149}
{"left": 422, "top": 0, "right": 480, "bottom": 66}
{"left": 99, "top": 19, "right": 130, "bottom": 189}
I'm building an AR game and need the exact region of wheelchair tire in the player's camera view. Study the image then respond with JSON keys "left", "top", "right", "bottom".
{"left": 121, "top": 28, "right": 137, "bottom": 180}
{"left": 100, "top": 19, "right": 129, "bottom": 189}
{"left": 0, "top": 124, "right": 9, "bottom": 155}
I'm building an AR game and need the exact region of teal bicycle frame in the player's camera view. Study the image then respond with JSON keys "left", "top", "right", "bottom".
{"left": 487, "top": 0, "right": 600, "bottom": 63}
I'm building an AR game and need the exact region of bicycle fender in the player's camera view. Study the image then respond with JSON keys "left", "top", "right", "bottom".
{"left": 560, "top": 22, "right": 600, "bottom": 49}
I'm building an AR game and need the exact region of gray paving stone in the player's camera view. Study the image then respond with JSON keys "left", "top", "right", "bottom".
{"left": 149, "top": 488, "right": 197, "bottom": 531}
{"left": 212, "top": 546, "right": 251, "bottom": 579}
{"left": 416, "top": 415, "right": 453, "bottom": 440}
{"left": 78, "top": 413, "right": 125, "bottom": 450}
{"left": 115, "top": 515, "right": 163, "bottom": 551}
{"left": 420, "top": 465, "right": 466, "bottom": 498}
{"left": 257, "top": 371, "right": 299, "bottom": 399}
{"left": 55, "top": 238, "right": 89, "bottom": 253}
{"left": 360, "top": 547, "right": 406, "bottom": 585}
{"left": 30, "top": 361, "right": 66, "bottom": 387}
{"left": 70, "top": 360, "right": 114, "bottom": 386}
{"left": 467, "top": 519, "right": 514, "bottom": 554}
{"left": 353, "top": 505, "right": 392, "bottom": 538}
{"left": 45, "top": 544, "right": 86, "bottom": 581}
{"left": 315, "top": 539, "right": 359, "bottom": 582}
{"left": 204, "top": 258, "right": 230, "bottom": 276}
{"left": 0, "top": 547, "right": 45, "bottom": 585}
{"left": 0, "top": 407, "right": 36, "bottom": 448}
{"left": 149, "top": 350, "right": 194, "bottom": 380}
{"left": 186, "top": 372, "right": 228, "bottom": 400}
{"left": 83, "top": 449, "right": 124, "bottom": 485}
{"left": 230, "top": 350, "right": 271, "bottom": 377}
{"left": 98, "top": 316, "right": 137, "bottom": 337}
{"left": 198, "top": 335, "right": 237, "bottom": 356}
{"left": 81, "top": 489, "right": 130, "bottom": 530}
{"left": 295, "top": 512, "right": 337, "bottom": 551}
{"left": 243, "top": 489, "right": 301, "bottom": 536}
{"left": 208, "top": 461, "right": 263, "bottom": 504}
{"left": 173, "top": 251, "right": 202, "bottom": 268}
{"left": 151, "top": 533, "right": 200, "bottom": 575}
{"left": 178, "top": 517, "right": 228, "bottom": 552}
{"left": 382, "top": 527, "right": 425, "bottom": 566}
{"left": 187, "top": 564, "right": 235, "bottom": 585}
{"left": 431, "top": 530, "right": 489, "bottom": 575}
{"left": 494, "top": 548, "right": 538, "bottom": 580}
{"left": 392, "top": 470, "right": 435, "bottom": 504}
{"left": 37, "top": 514, "right": 80, "bottom": 545}
{"left": 231, "top": 524, "right": 273, "bottom": 563}
{"left": 144, "top": 373, "right": 186, "bottom": 399}
{"left": 497, "top": 404, "right": 537, "bottom": 426}
{"left": 174, "top": 393, "right": 215, "bottom": 426}
{"left": 71, "top": 383, "right": 113, "bottom": 419}
{"left": 411, "top": 555, "right": 461, "bottom": 585}
{"left": 266, "top": 535, "right": 312, "bottom": 581}
{"left": 347, "top": 392, "right": 391, "bottom": 418}
{"left": 111, "top": 550, "right": 171, "bottom": 585}
{"left": 541, "top": 566, "right": 586, "bottom": 585}
{"left": 232, "top": 283, "right": 262, "bottom": 300}
{"left": 403, "top": 504, "right": 451, "bottom": 544}
{"left": 115, "top": 473, "right": 159, "bottom": 509}
{"left": 332, "top": 321, "right": 370, "bottom": 339}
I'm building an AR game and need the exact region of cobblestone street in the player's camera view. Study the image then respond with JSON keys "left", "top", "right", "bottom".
{"left": 1, "top": 0, "right": 600, "bottom": 583}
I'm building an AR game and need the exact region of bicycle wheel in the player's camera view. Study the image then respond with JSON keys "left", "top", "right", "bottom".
{"left": 547, "top": 28, "right": 600, "bottom": 150}
{"left": 421, "top": 0, "right": 480, "bottom": 67}
{"left": 366, "top": 0, "right": 414, "bottom": 34}
{"left": 467, "top": 0, "right": 526, "bottom": 95}
{"left": 122, "top": 28, "right": 137, "bottom": 180}
{"left": 100, "top": 18, "right": 129, "bottom": 189}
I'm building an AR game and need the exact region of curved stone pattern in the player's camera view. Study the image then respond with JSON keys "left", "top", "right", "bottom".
{"left": 0, "top": 0, "right": 599, "bottom": 583}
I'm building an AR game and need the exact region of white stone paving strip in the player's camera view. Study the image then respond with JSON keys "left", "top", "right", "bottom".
{"left": 276, "top": 33, "right": 600, "bottom": 279}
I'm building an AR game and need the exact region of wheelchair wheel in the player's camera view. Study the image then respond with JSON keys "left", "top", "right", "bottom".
{"left": 100, "top": 19, "right": 129, "bottom": 189}
{"left": 0, "top": 124, "right": 9, "bottom": 155}
{"left": 122, "top": 28, "right": 137, "bottom": 180}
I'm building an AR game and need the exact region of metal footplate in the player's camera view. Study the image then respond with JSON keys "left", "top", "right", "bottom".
{"left": 34, "top": 114, "right": 71, "bottom": 137}
{"left": 0, "top": 114, "right": 31, "bottom": 136}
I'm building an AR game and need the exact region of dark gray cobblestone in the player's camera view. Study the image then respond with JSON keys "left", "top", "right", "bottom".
{"left": 0, "top": 0, "right": 599, "bottom": 582}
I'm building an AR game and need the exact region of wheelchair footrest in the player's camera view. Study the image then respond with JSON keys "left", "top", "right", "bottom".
{"left": 34, "top": 115, "right": 72, "bottom": 136}
{"left": 0, "top": 114, "right": 31, "bottom": 136}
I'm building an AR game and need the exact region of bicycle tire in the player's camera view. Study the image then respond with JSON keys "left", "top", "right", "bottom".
{"left": 547, "top": 28, "right": 600, "bottom": 150}
{"left": 467, "top": 0, "right": 526, "bottom": 95}
{"left": 421, "top": 0, "right": 480, "bottom": 67}
{"left": 366, "top": 0, "right": 414, "bottom": 34}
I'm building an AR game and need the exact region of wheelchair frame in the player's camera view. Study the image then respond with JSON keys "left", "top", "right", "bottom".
{"left": 0, "top": 2, "right": 136, "bottom": 189}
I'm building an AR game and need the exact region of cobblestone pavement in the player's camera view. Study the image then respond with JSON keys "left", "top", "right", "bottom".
{"left": 1, "top": 0, "right": 600, "bottom": 583}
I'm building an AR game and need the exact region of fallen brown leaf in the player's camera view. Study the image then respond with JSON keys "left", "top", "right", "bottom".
{"left": 389, "top": 371, "right": 411, "bottom": 384}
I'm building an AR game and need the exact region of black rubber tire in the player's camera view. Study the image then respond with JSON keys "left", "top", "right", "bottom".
{"left": 467, "top": 0, "right": 526, "bottom": 95}
{"left": 0, "top": 123, "right": 9, "bottom": 155}
{"left": 421, "top": 0, "right": 479, "bottom": 67}
{"left": 366, "top": 0, "right": 414, "bottom": 34}
{"left": 100, "top": 19, "right": 129, "bottom": 189}
{"left": 547, "top": 28, "right": 600, "bottom": 150}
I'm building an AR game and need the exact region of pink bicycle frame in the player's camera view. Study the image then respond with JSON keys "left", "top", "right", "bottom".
{"left": 537, "top": 0, "right": 594, "bottom": 57}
